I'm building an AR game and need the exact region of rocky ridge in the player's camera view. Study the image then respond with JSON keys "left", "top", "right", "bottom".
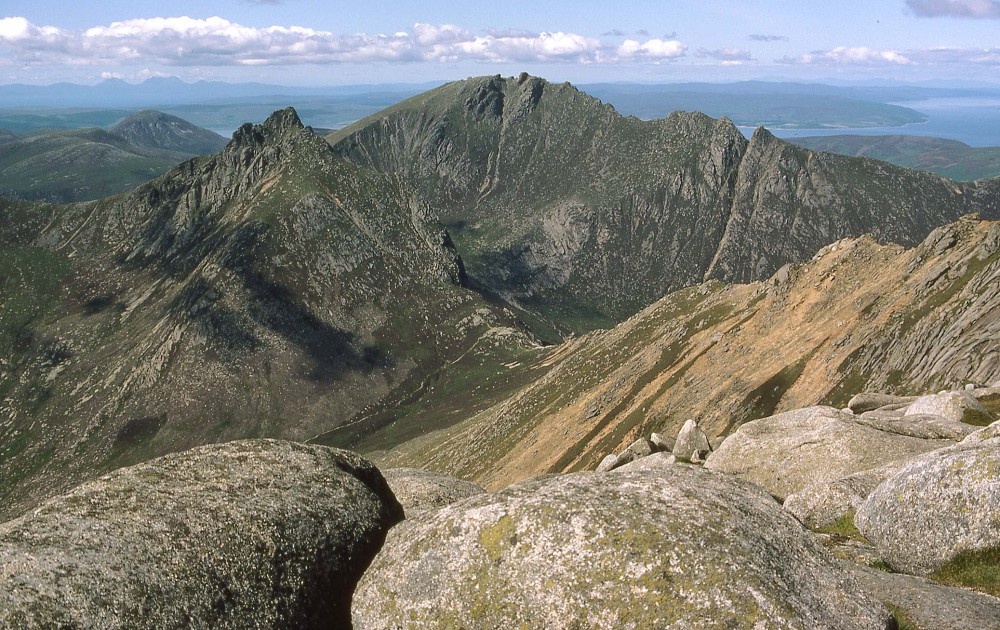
{"left": 0, "top": 107, "right": 531, "bottom": 520}
{"left": 331, "top": 74, "right": 999, "bottom": 337}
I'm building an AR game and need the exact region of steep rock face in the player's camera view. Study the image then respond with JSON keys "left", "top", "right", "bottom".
{"left": 0, "top": 440, "right": 403, "bottom": 628}
{"left": 855, "top": 439, "right": 1000, "bottom": 575}
{"left": 331, "top": 74, "right": 992, "bottom": 337}
{"left": 0, "top": 107, "right": 528, "bottom": 520}
{"left": 353, "top": 465, "right": 893, "bottom": 629}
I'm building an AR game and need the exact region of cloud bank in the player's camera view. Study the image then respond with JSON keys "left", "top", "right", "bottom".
{"left": 782, "top": 44, "right": 1000, "bottom": 67}
{"left": 0, "top": 16, "right": 687, "bottom": 67}
{"left": 906, "top": 0, "right": 1000, "bottom": 18}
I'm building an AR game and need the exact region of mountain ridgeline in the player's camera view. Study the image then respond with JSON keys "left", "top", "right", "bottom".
{"left": 3, "top": 75, "right": 1000, "bottom": 519}
{"left": 0, "top": 108, "right": 526, "bottom": 519}
{"left": 330, "top": 74, "right": 1000, "bottom": 339}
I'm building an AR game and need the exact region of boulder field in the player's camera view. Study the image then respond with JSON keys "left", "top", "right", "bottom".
{"left": 1, "top": 386, "right": 997, "bottom": 628}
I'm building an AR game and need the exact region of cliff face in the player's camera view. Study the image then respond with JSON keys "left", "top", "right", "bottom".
{"left": 331, "top": 74, "right": 994, "bottom": 338}
{"left": 0, "top": 108, "right": 527, "bottom": 520}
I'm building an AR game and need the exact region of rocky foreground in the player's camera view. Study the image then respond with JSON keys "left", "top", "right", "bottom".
{"left": 2, "top": 387, "right": 999, "bottom": 628}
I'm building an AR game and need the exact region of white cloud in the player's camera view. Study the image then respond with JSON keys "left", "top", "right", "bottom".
{"left": 0, "top": 17, "right": 692, "bottom": 68}
{"left": 616, "top": 38, "right": 687, "bottom": 60}
{"left": 785, "top": 46, "right": 913, "bottom": 65}
{"left": 906, "top": 0, "right": 1000, "bottom": 18}
{"left": 782, "top": 44, "right": 1000, "bottom": 67}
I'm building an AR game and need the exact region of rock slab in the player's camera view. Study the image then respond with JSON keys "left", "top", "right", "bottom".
{"left": 856, "top": 439, "right": 1000, "bottom": 575}
{"left": 353, "top": 466, "right": 892, "bottom": 629}
{"left": 0, "top": 439, "right": 403, "bottom": 628}
{"left": 705, "top": 406, "right": 946, "bottom": 499}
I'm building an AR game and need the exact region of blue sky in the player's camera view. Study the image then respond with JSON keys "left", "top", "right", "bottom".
{"left": 1, "top": 0, "right": 999, "bottom": 85}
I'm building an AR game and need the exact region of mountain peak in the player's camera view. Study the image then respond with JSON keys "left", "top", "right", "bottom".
{"left": 110, "top": 110, "right": 227, "bottom": 155}
{"left": 263, "top": 106, "right": 304, "bottom": 133}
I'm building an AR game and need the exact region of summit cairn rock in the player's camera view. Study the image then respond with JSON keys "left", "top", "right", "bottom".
{"left": 352, "top": 466, "right": 894, "bottom": 629}
{"left": 0, "top": 440, "right": 403, "bottom": 628}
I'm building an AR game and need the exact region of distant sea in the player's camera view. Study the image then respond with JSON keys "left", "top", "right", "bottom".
{"left": 738, "top": 97, "right": 1000, "bottom": 148}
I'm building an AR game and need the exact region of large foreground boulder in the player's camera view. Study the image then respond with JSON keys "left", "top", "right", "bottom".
{"left": 855, "top": 439, "right": 1000, "bottom": 575}
{"left": 704, "top": 406, "right": 946, "bottom": 499}
{"left": 0, "top": 439, "right": 403, "bottom": 628}
{"left": 353, "top": 466, "right": 893, "bottom": 629}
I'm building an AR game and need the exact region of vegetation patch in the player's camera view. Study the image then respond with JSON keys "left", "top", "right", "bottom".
{"left": 930, "top": 545, "right": 1000, "bottom": 597}
{"left": 815, "top": 511, "right": 865, "bottom": 542}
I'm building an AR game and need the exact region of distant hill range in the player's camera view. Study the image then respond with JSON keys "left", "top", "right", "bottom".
{"left": 0, "top": 111, "right": 228, "bottom": 202}
{"left": 2, "top": 75, "right": 1000, "bottom": 519}
{"left": 790, "top": 134, "right": 1000, "bottom": 181}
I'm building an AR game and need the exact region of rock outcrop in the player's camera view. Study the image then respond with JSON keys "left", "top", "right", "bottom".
{"left": 672, "top": 418, "right": 711, "bottom": 463}
{"left": 905, "top": 391, "right": 995, "bottom": 426}
{"left": 353, "top": 466, "right": 893, "bottom": 629}
{"left": 704, "top": 406, "right": 946, "bottom": 499}
{"left": 783, "top": 463, "right": 900, "bottom": 529}
{"left": 0, "top": 440, "right": 403, "bottom": 628}
{"left": 855, "top": 439, "right": 1000, "bottom": 575}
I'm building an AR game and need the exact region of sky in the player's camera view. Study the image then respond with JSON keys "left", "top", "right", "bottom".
{"left": 0, "top": 0, "right": 999, "bottom": 86}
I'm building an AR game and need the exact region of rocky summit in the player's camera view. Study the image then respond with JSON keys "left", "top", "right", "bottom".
{"left": 0, "top": 440, "right": 402, "bottom": 628}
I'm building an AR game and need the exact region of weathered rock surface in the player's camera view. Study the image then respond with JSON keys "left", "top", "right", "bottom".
{"left": 855, "top": 439, "right": 1000, "bottom": 575}
{"left": 617, "top": 437, "right": 656, "bottom": 465}
{"left": 847, "top": 564, "right": 1000, "bottom": 630}
{"left": 848, "top": 392, "right": 917, "bottom": 415}
{"left": 854, "top": 410, "right": 977, "bottom": 440}
{"left": 704, "top": 406, "right": 947, "bottom": 499}
{"left": 963, "top": 419, "right": 1000, "bottom": 443}
{"left": 905, "top": 391, "right": 995, "bottom": 426}
{"left": 380, "top": 467, "right": 485, "bottom": 517}
{"left": 610, "top": 451, "right": 677, "bottom": 473}
{"left": 783, "top": 463, "right": 900, "bottom": 529}
{"left": 650, "top": 431, "right": 674, "bottom": 452}
{"left": 596, "top": 453, "right": 619, "bottom": 472}
{"left": 672, "top": 418, "right": 711, "bottom": 463}
{"left": 0, "top": 440, "right": 403, "bottom": 628}
{"left": 353, "top": 466, "right": 893, "bottom": 629}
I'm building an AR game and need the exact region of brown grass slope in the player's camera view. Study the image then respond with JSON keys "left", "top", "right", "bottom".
{"left": 378, "top": 215, "right": 1000, "bottom": 489}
